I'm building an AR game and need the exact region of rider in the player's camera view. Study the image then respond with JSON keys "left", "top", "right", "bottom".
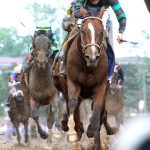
{"left": 6, "top": 65, "right": 22, "bottom": 107}
{"left": 55, "top": 0, "right": 126, "bottom": 75}
{"left": 114, "top": 62, "right": 124, "bottom": 86}
{"left": 22, "top": 21, "right": 60, "bottom": 80}
{"left": 52, "top": 1, "right": 76, "bottom": 75}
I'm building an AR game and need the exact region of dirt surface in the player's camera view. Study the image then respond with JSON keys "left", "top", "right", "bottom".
{"left": 0, "top": 122, "right": 116, "bottom": 150}
{"left": 0, "top": 99, "right": 118, "bottom": 150}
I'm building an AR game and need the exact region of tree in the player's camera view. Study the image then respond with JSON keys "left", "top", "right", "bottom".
{"left": 0, "top": 28, "right": 30, "bottom": 56}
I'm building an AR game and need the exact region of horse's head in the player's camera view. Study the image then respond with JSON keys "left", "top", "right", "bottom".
{"left": 32, "top": 34, "right": 51, "bottom": 68}
{"left": 80, "top": 7, "right": 105, "bottom": 67}
{"left": 13, "top": 82, "right": 24, "bottom": 103}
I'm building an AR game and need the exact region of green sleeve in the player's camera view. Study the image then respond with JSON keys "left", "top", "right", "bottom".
{"left": 109, "top": 0, "right": 127, "bottom": 33}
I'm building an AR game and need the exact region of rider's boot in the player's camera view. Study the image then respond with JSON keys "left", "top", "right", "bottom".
{"left": 52, "top": 43, "right": 67, "bottom": 76}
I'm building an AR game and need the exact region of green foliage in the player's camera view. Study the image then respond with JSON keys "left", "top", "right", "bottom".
{"left": 0, "top": 27, "right": 30, "bottom": 56}
{"left": 26, "top": 1, "right": 68, "bottom": 44}
{"left": 123, "top": 58, "right": 150, "bottom": 114}
{"left": 0, "top": 71, "right": 9, "bottom": 116}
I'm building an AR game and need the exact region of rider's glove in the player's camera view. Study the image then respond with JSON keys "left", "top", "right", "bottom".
{"left": 117, "top": 33, "right": 124, "bottom": 44}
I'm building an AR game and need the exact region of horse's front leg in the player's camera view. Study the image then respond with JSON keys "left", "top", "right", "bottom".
{"left": 23, "top": 120, "right": 29, "bottom": 143}
{"left": 91, "top": 80, "right": 108, "bottom": 150}
{"left": 60, "top": 76, "right": 70, "bottom": 132}
{"left": 68, "top": 79, "right": 83, "bottom": 149}
{"left": 30, "top": 98, "right": 48, "bottom": 139}
{"left": 103, "top": 110, "right": 118, "bottom": 135}
{"left": 14, "top": 122, "right": 21, "bottom": 144}
{"left": 74, "top": 97, "right": 84, "bottom": 140}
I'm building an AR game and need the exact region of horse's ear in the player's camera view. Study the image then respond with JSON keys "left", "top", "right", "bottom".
{"left": 97, "top": 6, "right": 106, "bottom": 18}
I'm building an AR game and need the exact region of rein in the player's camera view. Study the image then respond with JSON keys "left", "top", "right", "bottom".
{"left": 80, "top": 16, "right": 104, "bottom": 56}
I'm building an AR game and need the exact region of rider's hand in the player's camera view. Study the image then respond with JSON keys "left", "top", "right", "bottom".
{"left": 117, "top": 33, "right": 124, "bottom": 44}
{"left": 79, "top": 7, "right": 89, "bottom": 17}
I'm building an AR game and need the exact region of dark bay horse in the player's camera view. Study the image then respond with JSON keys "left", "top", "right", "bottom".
{"left": 7, "top": 82, "right": 30, "bottom": 144}
{"left": 66, "top": 8, "right": 110, "bottom": 149}
{"left": 21, "top": 35, "right": 59, "bottom": 140}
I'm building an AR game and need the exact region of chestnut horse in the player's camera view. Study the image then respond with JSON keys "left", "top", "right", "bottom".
{"left": 66, "top": 8, "right": 110, "bottom": 149}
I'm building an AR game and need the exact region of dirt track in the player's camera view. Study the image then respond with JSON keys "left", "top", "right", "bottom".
{"left": 0, "top": 99, "right": 119, "bottom": 150}
{"left": 0, "top": 123, "right": 116, "bottom": 150}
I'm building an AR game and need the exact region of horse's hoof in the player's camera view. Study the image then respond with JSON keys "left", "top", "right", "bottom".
{"left": 86, "top": 129, "right": 94, "bottom": 138}
{"left": 86, "top": 125, "right": 94, "bottom": 138}
{"left": 25, "top": 139, "right": 28, "bottom": 143}
{"left": 62, "top": 125, "right": 69, "bottom": 132}
{"left": 40, "top": 133, "right": 48, "bottom": 139}
{"left": 106, "top": 127, "right": 118, "bottom": 135}
{"left": 75, "top": 141, "right": 82, "bottom": 150}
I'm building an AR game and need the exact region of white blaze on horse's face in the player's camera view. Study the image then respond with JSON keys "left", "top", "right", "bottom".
{"left": 88, "top": 23, "right": 96, "bottom": 60}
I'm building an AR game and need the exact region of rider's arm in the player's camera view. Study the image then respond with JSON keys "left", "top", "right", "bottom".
{"left": 74, "top": 0, "right": 85, "bottom": 18}
{"left": 109, "top": 0, "right": 126, "bottom": 33}
{"left": 62, "top": 4, "right": 74, "bottom": 31}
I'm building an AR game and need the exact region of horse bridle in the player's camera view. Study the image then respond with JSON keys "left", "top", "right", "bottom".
{"left": 32, "top": 35, "right": 51, "bottom": 63}
{"left": 80, "top": 16, "right": 104, "bottom": 55}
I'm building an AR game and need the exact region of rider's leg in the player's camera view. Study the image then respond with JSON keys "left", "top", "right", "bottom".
{"left": 51, "top": 37, "right": 69, "bottom": 74}
{"left": 59, "top": 26, "right": 80, "bottom": 75}
{"left": 22, "top": 53, "right": 33, "bottom": 85}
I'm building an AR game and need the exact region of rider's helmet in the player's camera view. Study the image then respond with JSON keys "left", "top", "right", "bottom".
{"left": 34, "top": 21, "right": 52, "bottom": 39}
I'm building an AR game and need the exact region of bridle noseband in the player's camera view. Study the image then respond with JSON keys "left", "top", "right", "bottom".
{"left": 80, "top": 16, "right": 104, "bottom": 55}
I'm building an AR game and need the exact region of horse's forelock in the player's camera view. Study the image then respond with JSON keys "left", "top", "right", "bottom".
{"left": 34, "top": 35, "right": 50, "bottom": 50}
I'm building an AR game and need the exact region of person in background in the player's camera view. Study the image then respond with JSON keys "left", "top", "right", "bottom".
{"left": 114, "top": 62, "right": 124, "bottom": 87}
{"left": 6, "top": 64, "right": 22, "bottom": 107}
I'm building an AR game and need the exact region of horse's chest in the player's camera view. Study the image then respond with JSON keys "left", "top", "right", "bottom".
{"left": 78, "top": 73, "right": 98, "bottom": 87}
